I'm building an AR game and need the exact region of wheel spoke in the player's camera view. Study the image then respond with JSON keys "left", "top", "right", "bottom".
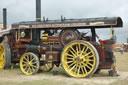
{"left": 27, "top": 66, "right": 31, "bottom": 73}
{"left": 85, "top": 59, "right": 94, "bottom": 62}
{"left": 88, "top": 63, "right": 93, "bottom": 67}
{"left": 32, "top": 65, "right": 37, "bottom": 68}
{"left": 85, "top": 64, "right": 91, "bottom": 70}
{"left": 31, "top": 66, "right": 35, "bottom": 72}
{"left": 22, "top": 60, "right": 28, "bottom": 64}
{"left": 76, "top": 45, "right": 79, "bottom": 55}
{"left": 29, "top": 67, "right": 32, "bottom": 73}
{"left": 80, "top": 46, "right": 86, "bottom": 56}
{"left": 86, "top": 55, "right": 94, "bottom": 58}
{"left": 30, "top": 57, "right": 36, "bottom": 62}
{"left": 30, "top": 67, "right": 34, "bottom": 73}
{"left": 24, "top": 56, "right": 29, "bottom": 62}
{"left": 68, "top": 61, "right": 76, "bottom": 67}
{"left": 67, "top": 57, "right": 74, "bottom": 60}
{"left": 69, "top": 64, "right": 76, "bottom": 72}
{"left": 78, "top": 44, "right": 81, "bottom": 52}
{"left": 80, "top": 65, "right": 85, "bottom": 74}
{"left": 26, "top": 55, "right": 29, "bottom": 61}
{"left": 77, "top": 64, "right": 81, "bottom": 75}
{"left": 84, "top": 51, "right": 92, "bottom": 57}
{"left": 24, "top": 66, "right": 28, "bottom": 71}
{"left": 69, "top": 49, "right": 77, "bottom": 57}
{"left": 84, "top": 47, "right": 88, "bottom": 53}
{"left": 65, "top": 60, "right": 73, "bottom": 64}
{"left": 22, "top": 64, "right": 27, "bottom": 67}
{"left": 70, "top": 47, "right": 76, "bottom": 53}
{"left": 83, "top": 66, "right": 87, "bottom": 74}
{"left": 32, "top": 61, "right": 37, "bottom": 64}
{"left": 74, "top": 63, "right": 78, "bottom": 73}
{"left": 66, "top": 53, "right": 75, "bottom": 57}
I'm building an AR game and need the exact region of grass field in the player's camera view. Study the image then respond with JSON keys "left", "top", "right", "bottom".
{"left": 0, "top": 52, "right": 128, "bottom": 85}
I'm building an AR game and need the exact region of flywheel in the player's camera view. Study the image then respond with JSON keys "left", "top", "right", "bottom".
{"left": 59, "top": 29, "right": 80, "bottom": 46}
{"left": 61, "top": 40, "right": 99, "bottom": 78}
{"left": 20, "top": 52, "right": 39, "bottom": 75}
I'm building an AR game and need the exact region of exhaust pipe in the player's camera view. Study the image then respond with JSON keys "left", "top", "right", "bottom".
{"left": 36, "top": 0, "right": 41, "bottom": 21}
{"left": 3, "top": 8, "right": 7, "bottom": 30}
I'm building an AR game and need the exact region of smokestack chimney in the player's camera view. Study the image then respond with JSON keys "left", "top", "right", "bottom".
{"left": 3, "top": 8, "right": 7, "bottom": 30}
{"left": 36, "top": 0, "right": 41, "bottom": 21}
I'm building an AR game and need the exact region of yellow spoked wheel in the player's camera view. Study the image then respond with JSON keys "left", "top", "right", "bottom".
{"left": 0, "top": 43, "right": 5, "bottom": 69}
{"left": 39, "top": 62, "right": 54, "bottom": 72}
{"left": 0, "top": 43, "right": 11, "bottom": 69}
{"left": 20, "top": 52, "right": 39, "bottom": 75}
{"left": 61, "top": 40, "right": 99, "bottom": 78}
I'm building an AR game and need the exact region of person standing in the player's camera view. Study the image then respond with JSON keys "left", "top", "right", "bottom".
{"left": 120, "top": 47, "right": 124, "bottom": 54}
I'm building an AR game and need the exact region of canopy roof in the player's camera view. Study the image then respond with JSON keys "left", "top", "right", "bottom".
{"left": 0, "top": 29, "right": 10, "bottom": 37}
{"left": 12, "top": 17, "right": 123, "bottom": 29}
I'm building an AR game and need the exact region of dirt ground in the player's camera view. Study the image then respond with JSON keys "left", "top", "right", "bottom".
{"left": 0, "top": 52, "right": 128, "bottom": 85}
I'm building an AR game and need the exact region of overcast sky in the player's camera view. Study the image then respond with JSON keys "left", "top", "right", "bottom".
{"left": 0, "top": 0, "right": 127, "bottom": 26}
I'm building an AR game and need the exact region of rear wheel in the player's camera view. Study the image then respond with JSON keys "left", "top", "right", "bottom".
{"left": 61, "top": 40, "right": 99, "bottom": 78}
{"left": 0, "top": 43, "right": 11, "bottom": 69}
{"left": 20, "top": 52, "right": 39, "bottom": 75}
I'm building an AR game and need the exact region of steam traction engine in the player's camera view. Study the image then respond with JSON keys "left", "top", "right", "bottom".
{"left": 0, "top": 17, "right": 123, "bottom": 78}
{"left": 0, "top": 0, "right": 123, "bottom": 78}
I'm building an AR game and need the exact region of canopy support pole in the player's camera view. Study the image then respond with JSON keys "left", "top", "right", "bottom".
{"left": 91, "top": 28, "right": 96, "bottom": 42}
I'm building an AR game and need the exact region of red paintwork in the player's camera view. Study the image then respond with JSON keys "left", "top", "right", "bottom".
{"left": 96, "top": 34, "right": 115, "bottom": 69}
{"left": 99, "top": 40, "right": 105, "bottom": 61}
{"left": 16, "top": 41, "right": 22, "bottom": 45}
{"left": 96, "top": 34, "right": 105, "bottom": 61}
{"left": 18, "top": 39, "right": 32, "bottom": 42}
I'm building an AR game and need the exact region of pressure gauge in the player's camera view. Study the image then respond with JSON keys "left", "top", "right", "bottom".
{"left": 21, "top": 31, "right": 26, "bottom": 38}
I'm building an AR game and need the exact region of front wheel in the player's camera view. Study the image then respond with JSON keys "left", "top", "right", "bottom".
{"left": 61, "top": 40, "right": 99, "bottom": 78}
{"left": 20, "top": 52, "right": 39, "bottom": 75}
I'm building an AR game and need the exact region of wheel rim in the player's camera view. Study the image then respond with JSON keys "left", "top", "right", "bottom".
{"left": 0, "top": 43, "right": 5, "bottom": 69}
{"left": 61, "top": 41, "right": 98, "bottom": 78}
{"left": 40, "top": 62, "right": 54, "bottom": 72}
{"left": 20, "top": 53, "right": 39, "bottom": 75}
